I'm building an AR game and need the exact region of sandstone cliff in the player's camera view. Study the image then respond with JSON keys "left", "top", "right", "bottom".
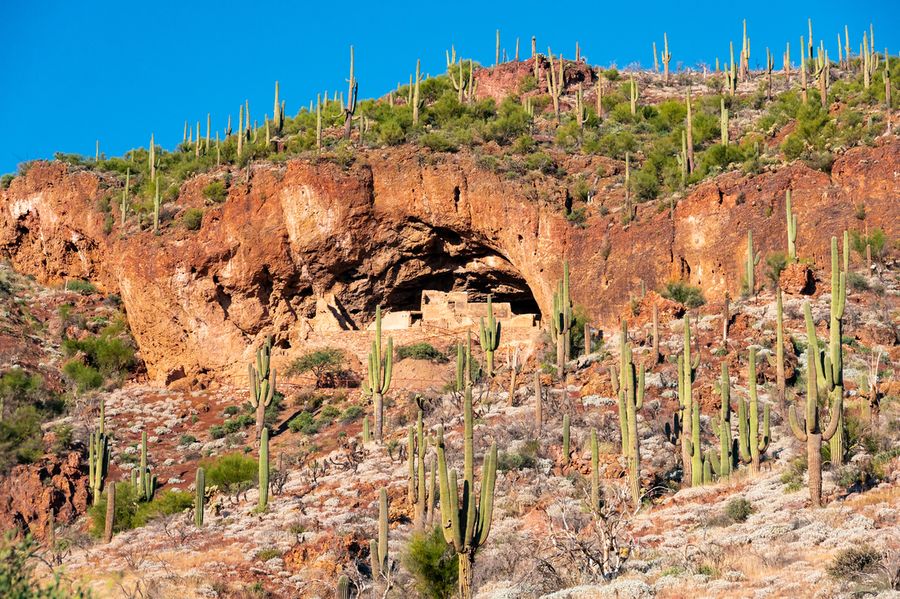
{"left": 2, "top": 141, "right": 897, "bottom": 383}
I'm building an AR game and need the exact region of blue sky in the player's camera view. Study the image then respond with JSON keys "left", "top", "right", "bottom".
{"left": 0, "top": 1, "right": 896, "bottom": 174}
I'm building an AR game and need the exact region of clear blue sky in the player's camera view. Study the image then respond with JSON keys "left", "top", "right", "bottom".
{"left": 0, "top": 1, "right": 896, "bottom": 174}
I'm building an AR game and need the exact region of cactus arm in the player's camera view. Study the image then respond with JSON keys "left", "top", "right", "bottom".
{"left": 821, "top": 391, "right": 842, "bottom": 442}
{"left": 436, "top": 436, "right": 462, "bottom": 550}
{"left": 758, "top": 404, "right": 771, "bottom": 453}
{"left": 475, "top": 442, "right": 498, "bottom": 547}
{"left": 382, "top": 337, "right": 393, "bottom": 392}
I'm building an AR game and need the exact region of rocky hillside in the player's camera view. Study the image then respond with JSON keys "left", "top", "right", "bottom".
{"left": 0, "top": 27, "right": 899, "bottom": 599}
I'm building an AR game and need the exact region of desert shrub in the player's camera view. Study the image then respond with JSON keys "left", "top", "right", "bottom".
{"left": 183, "top": 208, "right": 203, "bottom": 230}
{"left": 179, "top": 434, "right": 197, "bottom": 445}
{"left": 827, "top": 545, "right": 882, "bottom": 580}
{"left": 660, "top": 281, "right": 705, "bottom": 308}
{"left": 62, "top": 333, "right": 135, "bottom": 377}
{"left": 420, "top": 132, "right": 457, "bottom": 153}
{"left": 0, "top": 174, "right": 13, "bottom": 189}
{"left": 62, "top": 360, "right": 103, "bottom": 392}
{"left": 402, "top": 527, "right": 458, "bottom": 599}
{"left": 497, "top": 442, "right": 538, "bottom": 471}
{"left": 205, "top": 454, "right": 257, "bottom": 495}
{"left": 781, "top": 455, "right": 807, "bottom": 492}
{"left": 288, "top": 412, "right": 321, "bottom": 435}
{"left": 0, "top": 533, "right": 92, "bottom": 598}
{"left": 0, "top": 406, "right": 44, "bottom": 471}
{"left": 846, "top": 272, "right": 870, "bottom": 292}
{"left": 132, "top": 489, "right": 194, "bottom": 527}
{"left": 340, "top": 405, "right": 364, "bottom": 423}
{"left": 202, "top": 180, "right": 227, "bottom": 203}
{"left": 724, "top": 497, "right": 753, "bottom": 523}
{"left": 566, "top": 206, "right": 588, "bottom": 227}
{"left": 397, "top": 343, "right": 446, "bottom": 362}
{"left": 765, "top": 252, "right": 788, "bottom": 288}
{"left": 88, "top": 482, "right": 137, "bottom": 536}
{"left": 66, "top": 280, "right": 97, "bottom": 295}
{"left": 850, "top": 228, "right": 886, "bottom": 263}
{"left": 254, "top": 547, "right": 283, "bottom": 561}
{"left": 285, "top": 348, "right": 348, "bottom": 388}
{"left": 224, "top": 405, "right": 239, "bottom": 416}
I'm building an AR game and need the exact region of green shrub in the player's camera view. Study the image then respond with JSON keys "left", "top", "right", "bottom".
{"left": 0, "top": 406, "right": 44, "bottom": 471}
{"left": 0, "top": 533, "right": 92, "bottom": 598}
{"left": 66, "top": 280, "right": 97, "bottom": 295}
{"left": 724, "top": 497, "right": 753, "bottom": 523}
{"left": 132, "top": 489, "right": 194, "bottom": 527}
{"left": 288, "top": 412, "right": 320, "bottom": 435}
{"left": 781, "top": 456, "right": 807, "bottom": 492}
{"left": 0, "top": 174, "right": 13, "bottom": 190}
{"left": 402, "top": 527, "right": 458, "bottom": 599}
{"left": 827, "top": 545, "right": 883, "bottom": 580}
{"left": 850, "top": 228, "right": 886, "bottom": 263}
{"left": 285, "top": 348, "right": 347, "bottom": 388}
{"left": 396, "top": 343, "right": 446, "bottom": 362}
{"left": 62, "top": 333, "right": 135, "bottom": 377}
{"left": 205, "top": 454, "right": 257, "bottom": 495}
{"left": 340, "top": 405, "right": 364, "bottom": 423}
{"left": 420, "top": 132, "right": 457, "bottom": 152}
{"left": 183, "top": 208, "right": 203, "bottom": 230}
{"left": 179, "top": 434, "right": 197, "bottom": 446}
{"left": 88, "top": 482, "right": 137, "bottom": 536}
{"left": 62, "top": 361, "right": 103, "bottom": 392}
{"left": 202, "top": 180, "right": 227, "bottom": 203}
{"left": 566, "top": 206, "right": 588, "bottom": 227}
{"left": 765, "top": 252, "right": 788, "bottom": 289}
{"left": 660, "top": 281, "right": 705, "bottom": 308}
{"left": 255, "top": 547, "right": 283, "bottom": 561}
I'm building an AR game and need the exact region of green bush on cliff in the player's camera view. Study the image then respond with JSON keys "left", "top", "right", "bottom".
{"left": 183, "top": 208, "right": 203, "bottom": 230}
{"left": 402, "top": 527, "right": 459, "bottom": 599}
{"left": 661, "top": 281, "right": 705, "bottom": 308}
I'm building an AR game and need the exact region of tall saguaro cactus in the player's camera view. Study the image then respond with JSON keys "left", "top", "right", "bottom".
{"left": 195, "top": 467, "right": 205, "bottom": 527}
{"left": 673, "top": 316, "right": 701, "bottom": 486}
{"left": 408, "top": 401, "right": 434, "bottom": 530}
{"left": 745, "top": 230, "right": 761, "bottom": 296}
{"left": 134, "top": 431, "right": 156, "bottom": 502}
{"left": 619, "top": 342, "right": 645, "bottom": 508}
{"left": 370, "top": 488, "right": 391, "bottom": 586}
{"left": 343, "top": 46, "right": 358, "bottom": 139}
{"left": 786, "top": 190, "right": 797, "bottom": 263}
{"left": 436, "top": 387, "right": 498, "bottom": 599}
{"left": 479, "top": 295, "right": 500, "bottom": 377}
{"left": 804, "top": 237, "right": 847, "bottom": 466}
{"left": 364, "top": 307, "right": 393, "bottom": 443}
{"left": 249, "top": 336, "right": 276, "bottom": 444}
{"left": 89, "top": 399, "right": 109, "bottom": 506}
{"left": 550, "top": 262, "right": 572, "bottom": 378}
{"left": 737, "top": 348, "right": 771, "bottom": 474}
{"left": 662, "top": 33, "right": 672, "bottom": 84}
{"left": 775, "top": 288, "right": 786, "bottom": 411}
{"left": 709, "top": 363, "right": 735, "bottom": 479}
{"left": 790, "top": 310, "right": 841, "bottom": 507}
{"left": 258, "top": 427, "right": 269, "bottom": 511}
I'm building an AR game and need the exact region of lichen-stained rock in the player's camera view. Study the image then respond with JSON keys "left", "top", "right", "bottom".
{"left": 1, "top": 141, "right": 897, "bottom": 384}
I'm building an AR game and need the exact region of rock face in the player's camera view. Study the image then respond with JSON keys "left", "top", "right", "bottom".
{"left": 1, "top": 141, "right": 897, "bottom": 383}
{"left": 0, "top": 450, "right": 90, "bottom": 541}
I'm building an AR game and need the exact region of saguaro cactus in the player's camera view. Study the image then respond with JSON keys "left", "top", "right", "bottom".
{"left": 436, "top": 386, "right": 498, "bottom": 599}
{"left": 685, "top": 90, "right": 695, "bottom": 173}
{"left": 775, "top": 288, "right": 786, "bottom": 411}
{"left": 547, "top": 49, "right": 564, "bottom": 121}
{"left": 195, "top": 467, "right": 205, "bottom": 527}
{"left": 534, "top": 370, "right": 543, "bottom": 435}
{"left": 363, "top": 307, "right": 393, "bottom": 443}
{"left": 370, "top": 488, "right": 391, "bottom": 585}
{"left": 479, "top": 295, "right": 500, "bottom": 377}
{"left": 89, "top": 399, "right": 109, "bottom": 506}
{"left": 336, "top": 575, "right": 351, "bottom": 599}
{"left": 590, "top": 429, "right": 600, "bottom": 513}
{"left": 343, "top": 46, "right": 358, "bottom": 139}
{"left": 550, "top": 262, "right": 572, "bottom": 378}
{"left": 408, "top": 401, "right": 433, "bottom": 530}
{"left": 737, "top": 348, "right": 771, "bottom": 475}
{"left": 670, "top": 316, "right": 700, "bottom": 485}
{"left": 619, "top": 342, "right": 645, "bottom": 507}
{"left": 134, "top": 431, "right": 156, "bottom": 502}
{"left": 789, "top": 311, "right": 841, "bottom": 507}
{"left": 804, "top": 237, "right": 847, "bottom": 466}
{"left": 720, "top": 97, "right": 729, "bottom": 146}
{"left": 104, "top": 483, "right": 115, "bottom": 543}
{"left": 249, "top": 336, "right": 276, "bottom": 444}
{"left": 786, "top": 190, "right": 797, "bottom": 263}
{"left": 662, "top": 33, "right": 672, "bottom": 84}
{"left": 709, "top": 363, "right": 735, "bottom": 479}
{"left": 152, "top": 178, "right": 160, "bottom": 234}
{"left": 258, "top": 428, "right": 269, "bottom": 511}
{"left": 745, "top": 230, "right": 761, "bottom": 296}
{"left": 562, "top": 413, "right": 571, "bottom": 463}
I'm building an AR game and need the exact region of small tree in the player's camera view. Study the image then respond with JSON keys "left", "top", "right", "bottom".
{"left": 286, "top": 348, "right": 347, "bottom": 388}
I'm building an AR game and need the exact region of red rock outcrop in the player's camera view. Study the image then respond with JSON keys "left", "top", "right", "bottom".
{"left": 0, "top": 450, "right": 89, "bottom": 541}
{"left": 1, "top": 141, "right": 897, "bottom": 384}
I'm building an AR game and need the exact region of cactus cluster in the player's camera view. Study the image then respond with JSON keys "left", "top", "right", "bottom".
{"left": 436, "top": 382, "right": 498, "bottom": 599}
{"left": 550, "top": 262, "right": 572, "bottom": 377}
{"left": 249, "top": 336, "right": 276, "bottom": 444}
{"left": 615, "top": 328, "right": 645, "bottom": 508}
{"left": 478, "top": 295, "right": 500, "bottom": 377}
{"left": 737, "top": 348, "right": 771, "bottom": 474}
{"left": 666, "top": 316, "right": 701, "bottom": 486}
{"left": 88, "top": 399, "right": 109, "bottom": 506}
{"left": 407, "top": 399, "right": 436, "bottom": 530}
{"left": 708, "top": 363, "right": 736, "bottom": 479}
{"left": 132, "top": 431, "right": 157, "bottom": 502}
{"left": 370, "top": 488, "right": 392, "bottom": 586}
{"left": 363, "top": 307, "right": 393, "bottom": 443}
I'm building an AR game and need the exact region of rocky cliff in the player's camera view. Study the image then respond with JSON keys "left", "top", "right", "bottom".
{"left": 2, "top": 140, "right": 897, "bottom": 384}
